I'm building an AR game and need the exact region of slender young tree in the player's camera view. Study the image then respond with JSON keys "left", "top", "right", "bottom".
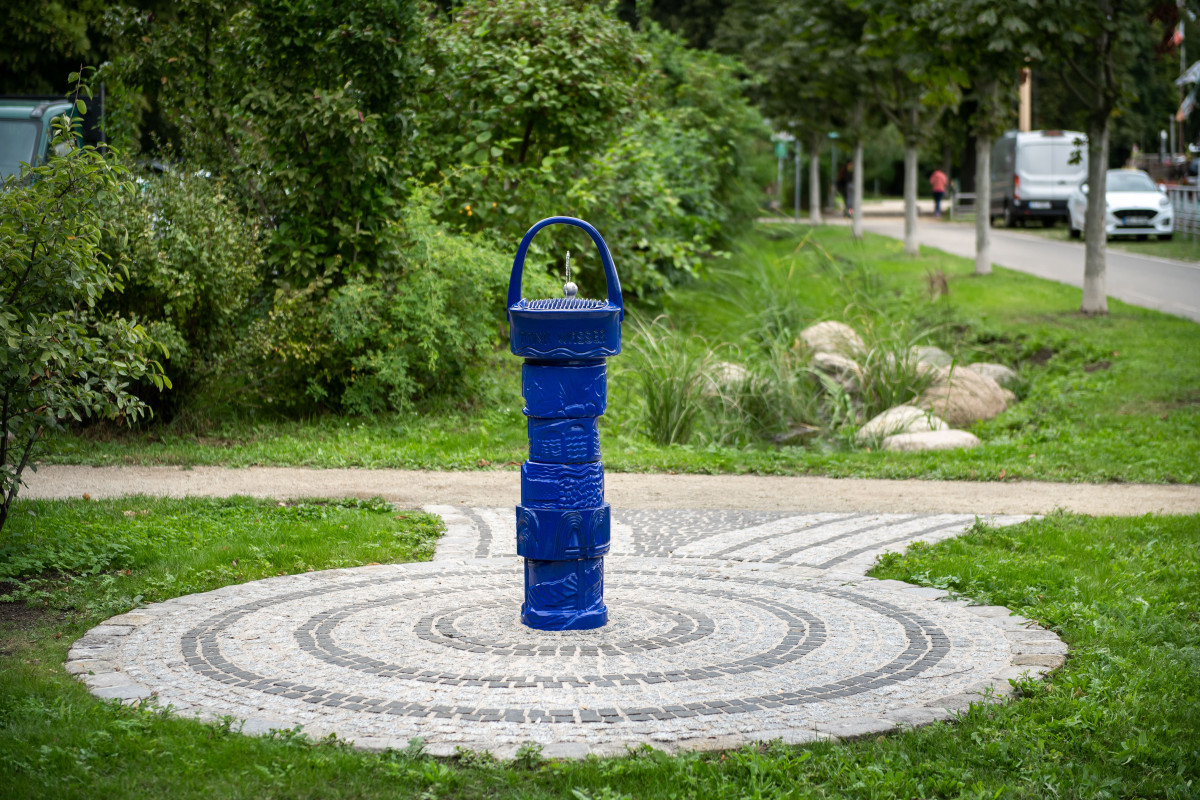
{"left": 851, "top": 100, "right": 866, "bottom": 239}
{"left": 861, "top": 0, "right": 962, "bottom": 256}
{"left": 925, "top": 0, "right": 1041, "bottom": 276}
{"left": 717, "top": 0, "right": 839, "bottom": 224}
{"left": 717, "top": 0, "right": 875, "bottom": 230}
{"left": 1036, "top": 0, "right": 1175, "bottom": 314}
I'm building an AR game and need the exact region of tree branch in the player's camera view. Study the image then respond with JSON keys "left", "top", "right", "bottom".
{"left": 0, "top": 391, "right": 10, "bottom": 480}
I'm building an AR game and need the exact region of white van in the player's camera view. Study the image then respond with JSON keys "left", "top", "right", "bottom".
{"left": 990, "top": 130, "right": 1088, "bottom": 227}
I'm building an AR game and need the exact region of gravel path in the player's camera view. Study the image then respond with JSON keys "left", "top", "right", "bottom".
{"left": 24, "top": 465, "right": 1200, "bottom": 515}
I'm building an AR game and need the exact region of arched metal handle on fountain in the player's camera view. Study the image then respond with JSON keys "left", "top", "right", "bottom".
{"left": 506, "top": 216, "right": 623, "bottom": 319}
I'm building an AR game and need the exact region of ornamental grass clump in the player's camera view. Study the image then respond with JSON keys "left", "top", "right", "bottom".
{"left": 850, "top": 317, "right": 943, "bottom": 423}
{"left": 710, "top": 337, "right": 825, "bottom": 446}
{"left": 622, "top": 316, "right": 712, "bottom": 446}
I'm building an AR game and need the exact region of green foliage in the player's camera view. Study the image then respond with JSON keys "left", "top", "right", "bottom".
{"left": 101, "top": 166, "right": 264, "bottom": 405}
{"left": 711, "top": 336, "right": 826, "bottom": 445}
{"left": 621, "top": 316, "right": 712, "bottom": 446}
{"left": 417, "top": 0, "right": 644, "bottom": 174}
{"left": 0, "top": 0, "right": 109, "bottom": 94}
{"left": 107, "top": 0, "right": 419, "bottom": 283}
{"left": 569, "top": 24, "right": 767, "bottom": 293}
{"left": 414, "top": 0, "right": 646, "bottom": 294}
{"left": 312, "top": 191, "right": 556, "bottom": 414}
{"left": 417, "top": 1, "right": 765, "bottom": 296}
{"left": 642, "top": 232, "right": 943, "bottom": 445}
{"left": 83, "top": 0, "right": 766, "bottom": 413}
{"left": 0, "top": 90, "right": 167, "bottom": 531}
{"left": 43, "top": 226, "right": 1200, "bottom": 483}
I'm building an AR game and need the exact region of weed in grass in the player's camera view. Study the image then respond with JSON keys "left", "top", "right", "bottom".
{"left": 513, "top": 742, "right": 545, "bottom": 769}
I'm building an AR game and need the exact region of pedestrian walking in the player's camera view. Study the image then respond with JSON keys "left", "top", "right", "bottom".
{"left": 929, "top": 168, "right": 948, "bottom": 219}
{"left": 837, "top": 160, "right": 853, "bottom": 218}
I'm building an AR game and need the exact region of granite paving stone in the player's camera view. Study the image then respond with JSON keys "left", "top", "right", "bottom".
{"left": 67, "top": 507, "right": 1062, "bottom": 756}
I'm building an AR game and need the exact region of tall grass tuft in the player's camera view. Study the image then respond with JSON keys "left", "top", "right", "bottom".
{"left": 622, "top": 316, "right": 711, "bottom": 446}
{"left": 674, "top": 247, "right": 815, "bottom": 349}
{"left": 849, "top": 316, "right": 943, "bottom": 423}
{"left": 709, "top": 336, "right": 824, "bottom": 445}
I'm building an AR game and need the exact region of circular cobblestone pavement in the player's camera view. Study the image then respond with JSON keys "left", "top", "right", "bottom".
{"left": 68, "top": 510, "right": 1066, "bottom": 757}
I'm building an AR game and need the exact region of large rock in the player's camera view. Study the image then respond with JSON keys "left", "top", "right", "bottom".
{"left": 966, "top": 362, "right": 1018, "bottom": 388}
{"left": 799, "top": 321, "right": 864, "bottom": 356}
{"left": 912, "top": 345, "right": 954, "bottom": 368}
{"left": 916, "top": 365, "right": 1010, "bottom": 427}
{"left": 811, "top": 352, "right": 862, "bottom": 393}
{"left": 882, "top": 430, "right": 981, "bottom": 452}
{"left": 855, "top": 404, "right": 949, "bottom": 445}
{"left": 701, "top": 361, "right": 750, "bottom": 397}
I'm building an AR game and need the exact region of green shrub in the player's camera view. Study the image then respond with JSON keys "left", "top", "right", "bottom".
{"left": 416, "top": 2, "right": 765, "bottom": 297}
{"left": 102, "top": 166, "right": 264, "bottom": 406}
{"left": 253, "top": 190, "right": 557, "bottom": 414}
{"left": 0, "top": 93, "right": 167, "bottom": 530}
{"left": 107, "top": 0, "right": 420, "bottom": 286}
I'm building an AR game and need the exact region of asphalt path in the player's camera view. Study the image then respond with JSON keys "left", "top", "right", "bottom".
{"left": 860, "top": 217, "right": 1200, "bottom": 323}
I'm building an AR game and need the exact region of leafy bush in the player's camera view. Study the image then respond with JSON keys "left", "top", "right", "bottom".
{"left": 416, "top": 2, "right": 765, "bottom": 296}
{"left": 0, "top": 94, "right": 167, "bottom": 530}
{"left": 108, "top": 0, "right": 420, "bottom": 285}
{"left": 77, "top": 1, "right": 767, "bottom": 417}
{"left": 245, "top": 190, "right": 557, "bottom": 414}
{"left": 102, "top": 166, "right": 264, "bottom": 408}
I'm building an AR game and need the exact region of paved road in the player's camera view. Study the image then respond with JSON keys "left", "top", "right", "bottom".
{"left": 861, "top": 217, "right": 1200, "bottom": 323}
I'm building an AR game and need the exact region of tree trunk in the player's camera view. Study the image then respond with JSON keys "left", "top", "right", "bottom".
{"left": 974, "top": 131, "right": 992, "bottom": 275}
{"left": 1081, "top": 120, "right": 1109, "bottom": 314}
{"left": 903, "top": 139, "right": 919, "bottom": 255}
{"left": 852, "top": 102, "right": 864, "bottom": 240}
{"left": 808, "top": 133, "right": 822, "bottom": 225}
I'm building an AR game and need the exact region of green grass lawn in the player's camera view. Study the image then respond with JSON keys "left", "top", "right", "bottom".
{"left": 2, "top": 498, "right": 1197, "bottom": 798}
{"left": 44, "top": 225, "right": 1200, "bottom": 484}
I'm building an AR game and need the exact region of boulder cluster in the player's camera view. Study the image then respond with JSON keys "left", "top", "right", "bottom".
{"left": 803, "top": 321, "right": 1016, "bottom": 451}
{"left": 710, "top": 321, "right": 1017, "bottom": 452}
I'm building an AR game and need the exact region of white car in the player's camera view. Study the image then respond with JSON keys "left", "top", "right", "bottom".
{"left": 1067, "top": 169, "right": 1174, "bottom": 240}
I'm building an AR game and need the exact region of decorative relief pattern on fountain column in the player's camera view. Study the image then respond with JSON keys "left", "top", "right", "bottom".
{"left": 506, "top": 217, "right": 623, "bottom": 631}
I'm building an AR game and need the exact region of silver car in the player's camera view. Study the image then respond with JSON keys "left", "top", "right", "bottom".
{"left": 1067, "top": 169, "right": 1174, "bottom": 240}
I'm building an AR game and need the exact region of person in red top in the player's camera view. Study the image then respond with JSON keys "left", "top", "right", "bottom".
{"left": 929, "top": 168, "right": 949, "bottom": 218}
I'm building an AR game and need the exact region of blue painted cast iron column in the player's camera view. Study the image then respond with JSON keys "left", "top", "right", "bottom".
{"left": 507, "top": 217, "right": 623, "bottom": 631}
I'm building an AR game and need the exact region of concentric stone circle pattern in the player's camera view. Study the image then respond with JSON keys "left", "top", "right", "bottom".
{"left": 68, "top": 508, "right": 1067, "bottom": 758}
